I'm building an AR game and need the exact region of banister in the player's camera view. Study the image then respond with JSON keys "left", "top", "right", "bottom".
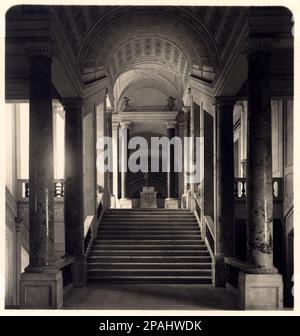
{"left": 84, "top": 193, "right": 105, "bottom": 256}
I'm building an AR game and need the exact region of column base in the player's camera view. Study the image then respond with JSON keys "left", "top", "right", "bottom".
{"left": 165, "top": 198, "right": 179, "bottom": 209}
{"left": 20, "top": 270, "right": 63, "bottom": 309}
{"left": 120, "top": 198, "right": 133, "bottom": 208}
{"left": 238, "top": 272, "right": 283, "bottom": 310}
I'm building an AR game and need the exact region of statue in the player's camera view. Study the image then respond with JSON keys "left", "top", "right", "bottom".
{"left": 121, "top": 97, "right": 130, "bottom": 111}
{"left": 167, "top": 96, "right": 176, "bottom": 111}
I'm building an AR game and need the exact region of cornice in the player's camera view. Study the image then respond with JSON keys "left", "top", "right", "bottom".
{"left": 61, "top": 97, "right": 82, "bottom": 110}
{"left": 213, "top": 95, "right": 237, "bottom": 106}
{"left": 26, "top": 42, "right": 58, "bottom": 59}
{"left": 6, "top": 12, "right": 52, "bottom": 22}
{"left": 112, "top": 111, "right": 178, "bottom": 123}
{"left": 241, "top": 39, "right": 274, "bottom": 56}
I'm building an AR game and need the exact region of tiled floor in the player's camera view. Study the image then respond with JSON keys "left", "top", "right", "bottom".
{"left": 63, "top": 284, "right": 237, "bottom": 310}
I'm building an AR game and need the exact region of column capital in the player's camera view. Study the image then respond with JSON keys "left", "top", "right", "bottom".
{"left": 112, "top": 121, "right": 119, "bottom": 130}
{"left": 166, "top": 121, "right": 177, "bottom": 129}
{"left": 61, "top": 97, "right": 82, "bottom": 110}
{"left": 241, "top": 38, "right": 274, "bottom": 56}
{"left": 213, "top": 96, "right": 237, "bottom": 107}
{"left": 119, "top": 121, "right": 132, "bottom": 129}
{"left": 26, "top": 42, "right": 58, "bottom": 60}
{"left": 182, "top": 106, "right": 190, "bottom": 113}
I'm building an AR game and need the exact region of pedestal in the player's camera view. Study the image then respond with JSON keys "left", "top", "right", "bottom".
{"left": 238, "top": 272, "right": 283, "bottom": 310}
{"left": 120, "top": 198, "right": 133, "bottom": 208}
{"left": 165, "top": 198, "right": 179, "bottom": 209}
{"left": 140, "top": 187, "right": 157, "bottom": 208}
{"left": 20, "top": 270, "right": 63, "bottom": 309}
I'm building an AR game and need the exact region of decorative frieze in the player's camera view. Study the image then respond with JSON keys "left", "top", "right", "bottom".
{"left": 26, "top": 42, "right": 58, "bottom": 59}
{"left": 241, "top": 39, "right": 274, "bottom": 56}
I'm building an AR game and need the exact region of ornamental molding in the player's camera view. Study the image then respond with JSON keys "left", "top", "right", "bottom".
{"left": 213, "top": 95, "right": 237, "bottom": 106}
{"left": 119, "top": 121, "right": 132, "bottom": 129}
{"left": 61, "top": 98, "right": 82, "bottom": 111}
{"left": 224, "top": 257, "right": 279, "bottom": 274}
{"left": 6, "top": 12, "right": 52, "bottom": 22}
{"left": 241, "top": 39, "right": 274, "bottom": 55}
{"left": 112, "top": 122, "right": 120, "bottom": 130}
{"left": 25, "top": 42, "right": 58, "bottom": 59}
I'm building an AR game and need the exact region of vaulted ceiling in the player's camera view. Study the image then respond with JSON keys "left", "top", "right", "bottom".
{"left": 51, "top": 6, "right": 246, "bottom": 108}
{"left": 53, "top": 6, "right": 246, "bottom": 82}
{"left": 5, "top": 6, "right": 293, "bottom": 103}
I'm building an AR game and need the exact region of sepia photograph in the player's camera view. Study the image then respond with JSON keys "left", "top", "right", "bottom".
{"left": 3, "top": 2, "right": 295, "bottom": 312}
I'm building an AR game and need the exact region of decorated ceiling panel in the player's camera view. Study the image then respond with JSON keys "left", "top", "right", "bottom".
{"left": 52, "top": 6, "right": 246, "bottom": 82}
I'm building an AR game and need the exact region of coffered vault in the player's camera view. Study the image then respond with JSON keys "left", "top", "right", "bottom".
{"left": 52, "top": 6, "right": 246, "bottom": 87}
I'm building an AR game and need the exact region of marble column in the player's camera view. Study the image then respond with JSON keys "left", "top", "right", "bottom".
{"left": 112, "top": 121, "right": 119, "bottom": 207}
{"left": 237, "top": 40, "right": 283, "bottom": 310}
{"left": 240, "top": 102, "right": 248, "bottom": 178}
{"left": 62, "top": 98, "right": 86, "bottom": 286}
{"left": 214, "top": 96, "right": 235, "bottom": 287}
{"left": 15, "top": 218, "right": 23, "bottom": 306}
{"left": 189, "top": 88, "right": 195, "bottom": 195}
{"left": 106, "top": 108, "right": 113, "bottom": 203}
{"left": 246, "top": 44, "right": 274, "bottom": 268}
{"left": 20, "top": 44, "right": 63, "bottom": 308}
{"left": 182, "top": 106, "right": 190, "bottom": 208}
{"left": 165, "top": 121, "right": 178, "bottom": 209}
{"left": 119, "top": 121, "right": 132, "bottom": 208}
{"left": 176, "top": 111, "right": 185, "bottom": 204}
{"left": 201, "top": 108, "right": 214, "bottom": 217}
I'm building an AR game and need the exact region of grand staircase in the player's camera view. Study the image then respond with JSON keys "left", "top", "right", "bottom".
{"left": 87, "top": 209, "right": 213, "bottom": 284}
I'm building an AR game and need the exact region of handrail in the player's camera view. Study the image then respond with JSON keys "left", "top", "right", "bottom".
{"left": 190, "top": 190, "right": 215, "bottom": 257}
{"left": 84, "top": 193, "right": 105, "bottom": 255}
{"left": 204, "top": 215, "right": 215, "bottom": 256}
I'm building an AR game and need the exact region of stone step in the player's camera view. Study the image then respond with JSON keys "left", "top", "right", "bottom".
{"left": 87, "top": 275, "right": 212, "bottom": 284}
{"left": 93, "top": 239, "right": 204, "bottom": 245}
{"left": 88, "top": 269, "right": 212, "bottom": 276}
{"left": 107, "top": 209, "right": 189, "bottom": 213}
{"left": 98, "top": 232, "right": 200, "bottom": 237}
{"left": 89, "top": 250, "right": 210, "bottom": 256}
{"left": 96, "top": 235, "right": 201, "bottom": 241}
{"left": 88, "top": 255, "right": 212, "bottom": 263}
{"left": 98, "top": 224, "right": 200, "bottom": 233}
{"left": 101, "top": 217, "right": 197, "bottom": 224}
{"left": 91, "top": 244, "right": 207, "bottom": 250}
{"left": 87, "top": 262, "right": 212, "bottom": 269}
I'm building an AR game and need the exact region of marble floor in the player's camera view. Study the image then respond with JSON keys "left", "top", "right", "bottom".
{"left": 63, "top": 284, "right": 238, "bottom": 310}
